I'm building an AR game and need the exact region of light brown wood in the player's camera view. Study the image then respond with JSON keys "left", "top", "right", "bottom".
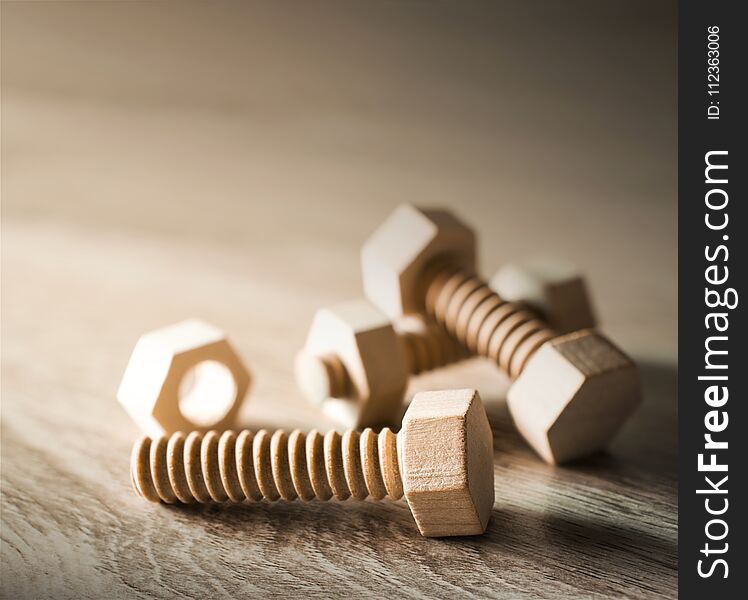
{"left": 508, "top": 330, "right": 642, "bottom": 464}
{"left": 1, "top": 1, "right": 676, "bottom": 596}
{"left": 361, "top": 205, "right": 476, "bottom": 318}
{"left": 131, "top": 427, "right": 403, "bottom": 504}
{"left": 297, "top": 283, "right": 593, "bottom": 432}
{"left": 117, "top": 319, "right": 252, "bottom": 437}
{"left": 490, "top": 258, "right": 597, "bottom": 334}
{"left": 399, "top": 389, "right": 494, "bottom": 537}
{"left": 296, "top": 300, "right": 471, "bottom": 428}
{"left": 294, "top": 300, "right": 409, "bottom": 428}
{"left": 395, "top": 314, "right": 470, "bottom": 374}
{"left": 130, "top": 389, "right": 492, "bottom": 538}
{"left": 362, "top": 205, "right": 641, "bottom": 464}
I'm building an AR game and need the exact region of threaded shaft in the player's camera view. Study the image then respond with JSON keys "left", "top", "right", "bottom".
{"left": 423, "top": 264, "right": 557, "bottom": 377}
{"left": 131, "top": 428, "right": 403, "bottom": 504}
{"left": 316, "top": 354, "right": 350, "bottom": 398}
{"left": 397, "top": 319, "right": 470, "bottom": 375}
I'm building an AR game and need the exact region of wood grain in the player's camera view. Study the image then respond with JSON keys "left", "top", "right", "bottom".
{"left": 1, "top": 1, "right": 676, "bottom": 598}
{"left": 399, "top": 389, "right": 494, "bottom": 538}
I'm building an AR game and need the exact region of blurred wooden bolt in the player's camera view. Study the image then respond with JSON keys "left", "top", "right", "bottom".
{"left": 489, "top": 257, "right": 596, "bottom": 334}
{"left": 361, "top": 204, "right": 640, "bottom": 464}
{"left": 297, "top": 261, "right": 595, "bottom": 430}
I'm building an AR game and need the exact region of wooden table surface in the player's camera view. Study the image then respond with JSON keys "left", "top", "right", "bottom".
{"left": 1, "top": 2, "right": 676, "bottom": 598}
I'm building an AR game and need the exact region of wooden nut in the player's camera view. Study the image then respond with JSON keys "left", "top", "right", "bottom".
{"left": 117, "top": 319, "right": 251, "bottom": 437}
{"left": 398, "top": 389, "right": 494, "bottom": 537}
{"left": 293, "top": 352, "right": 349, "bottom": 406}
{"left": 490, "top": 258, "right": 596, "bottom": 334}
{"left": 361, "top": 204, "right": 476, "bottom": 319}
{"left": 507, "top": 330, "right": 641, "bottom": 464}
{"left": 296, "top": 300, "right": 409, "bottom": 429}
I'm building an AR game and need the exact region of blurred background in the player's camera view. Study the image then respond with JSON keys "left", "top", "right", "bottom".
{"left": 2, "top": 0, "right": 676, "bottom": 358}
{"left": 2, "top": 2, "right": 677, "bottom": 596}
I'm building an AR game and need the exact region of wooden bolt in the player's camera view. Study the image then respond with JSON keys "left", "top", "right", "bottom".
{"left": 489, "top": 257, "right": 596, "bottom": 334}
{"left": 362, "top": 205, "right": 641, "bottom": 464}
{"left": 297, "top": 264, "right": 595, "bottom": 430}
{"left": 294, "top": 300, "right": 468, "bottom": 429}
{"left": 117, "top": 319, "right": 252, "bottom": 437}
{"left": 131, "top": 389, "right": 494, "bottom": 538}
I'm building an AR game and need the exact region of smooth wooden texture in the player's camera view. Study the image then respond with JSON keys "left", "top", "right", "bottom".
{"left": 490, "top": 259, "right": 597, "bottom": 334}
{"left": 361, "top": 205, "right": 476, "bottom": 319}
{"left": 395, "top": 315, "right": 471, "bottom": 375}
{"left": 399, "top": 390, "right": 494, "bottom": 537}
{"left": 296, "top": 301, "right": 470, "bottom": 429}
{"left": 295, "top": 300, "right": 409, "bottom": 429}
{"left": 117, "top": 319, "right": 252, "bottom": 436}
{"left": 2, "top": 1, "right": 676, "bottom": 597}
{"left": 370, "top": 208, "right": 559, "bottom": 376}
{"left": 299, "top": 281, "right": 594, "bottom": 433}
{"left": 368, "top": 206, "right": 641, "bottom": 464}
{"left": 508, "top": 330, "right": 642, "bottom": 464}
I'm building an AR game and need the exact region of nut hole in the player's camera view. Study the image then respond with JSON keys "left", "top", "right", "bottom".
{"left": 178, "top": 360, "right": 237, "bottom": 427}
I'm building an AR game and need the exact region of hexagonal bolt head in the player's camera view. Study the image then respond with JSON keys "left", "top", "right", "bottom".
{"left": 507, "top": 330, "right": 641, "bottom": 464}
{"left": 117, "top": 319, "right": 251, "bottom": 437}
{"left": 362, "top": 204, "right": 476, "bottom": 319}
{"left": 490, "top": 258, "right": 597, "bottom": 334}
{"left": 399, "top": 389, "right": 494, "bottom": 537}
{"left": 295, "top": 300, "right": 409, "bottom": 429}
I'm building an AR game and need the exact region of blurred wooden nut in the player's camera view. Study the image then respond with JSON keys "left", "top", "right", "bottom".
{"left": 295, "top": 301, "right": 409, "bottom": 429}
{"left": 117, "top": 319, "right": 251, "bottom": 437}
{"left": 295, "top": 300, "right": 471, "bottom": 429}
{"left": 490, "top": 258, "right": 596, "bottom": 334}
{"left": 507, "top": 330, "right": 641, "bottom": 464}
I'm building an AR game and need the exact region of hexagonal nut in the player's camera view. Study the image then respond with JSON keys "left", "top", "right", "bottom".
{"left": 295, "top": 300, "right": 409, "bottom": 429}
{"left": 490, "top": 257, "right": 596, "bottom": 334}
{"left": 117, "top": 319, "right": 251, "bottom": 437}
{"left": 361, "top": 204, "right": 476, "bottom": 319}
{"left": 399, "top": 389, "right": 494, "bottom": 537}
{"left": 507, "top": 330, "right": 641, "bottom": 464}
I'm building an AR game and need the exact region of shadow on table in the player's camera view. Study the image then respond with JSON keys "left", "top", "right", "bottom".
{"left": 472, "top": 505, "right": 677, "bottom": 587}
{"left": 159, "top": 360, "right": 676, "bottom": 588}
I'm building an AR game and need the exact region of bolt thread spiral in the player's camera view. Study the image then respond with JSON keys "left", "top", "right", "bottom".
{"left": 131, "top": 428, "right": 403, "bottom": 504}
{"left": 316, "top": 354, "right": 350, "bottom": 399}
{"left": 423, "top": 264, "right": 557, "bottom": 377}
{"left": 397, "top": 320, "right": 470, "bottom": 375}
